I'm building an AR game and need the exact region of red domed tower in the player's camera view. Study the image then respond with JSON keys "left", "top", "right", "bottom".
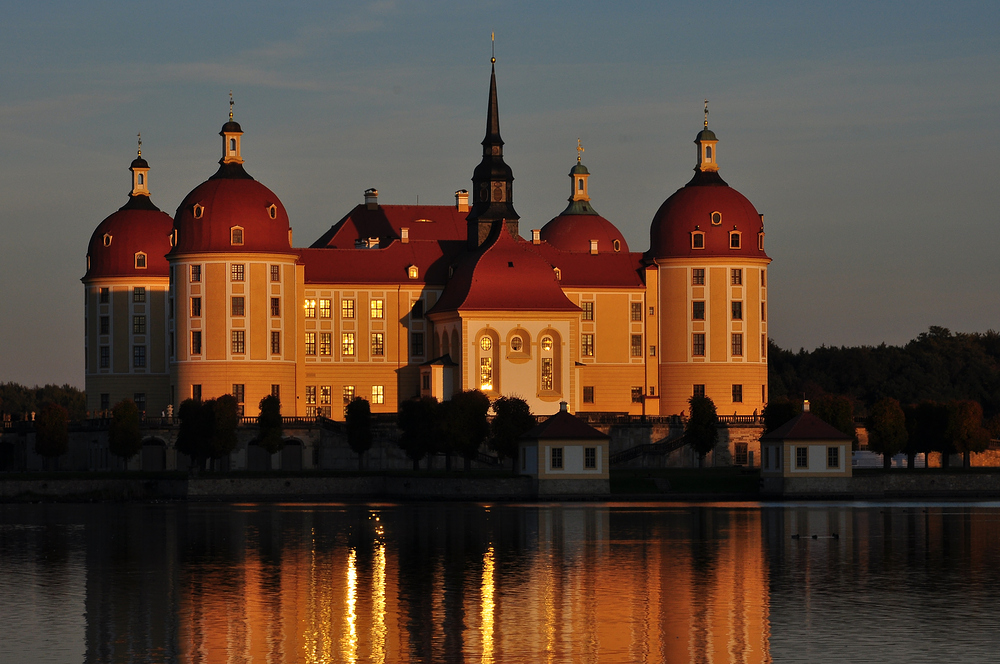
{"left": 168, "top": 101, "right": 299, "bottom": 415}
{"left": 646, "top": 106, "right": 771, "bottom": 417}
{"left": 82, "top": 139, "right": 174, "bottom": 416}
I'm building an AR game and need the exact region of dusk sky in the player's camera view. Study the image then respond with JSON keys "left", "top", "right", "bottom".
{"left": 2, "top": 1, "right": 998, "bottom": 387}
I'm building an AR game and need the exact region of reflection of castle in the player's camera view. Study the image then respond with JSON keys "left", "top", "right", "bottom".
{"left": 83, "top": 64, "right": 770, "bottom": 419}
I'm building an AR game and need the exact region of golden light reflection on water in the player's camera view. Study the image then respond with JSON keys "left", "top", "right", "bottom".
{"left": 371, "top": 541, "right": 387, "bottom": 664}
{"left": 344, "top": 548, "right": 358, "bottom": 663}
{"left": 481, "top": 546, "right": 495, "bottom": 664}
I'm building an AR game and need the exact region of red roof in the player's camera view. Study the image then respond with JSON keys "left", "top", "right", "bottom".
{"left": 311, "top": 204, "right": 469, "bottom": 248}
{"left": 298, "top": 240, "right": 465, "bottom": 285}
{"left": 84, "top": 197, "right": 173, "bottom": 281}
{"left": 171, "top": 176, "right": 292, "bottom": 255}
{"left": 648, "top": 170, "right": 769, "bottom": 261}
{"left": 522, "top": 410, "right": 609, "bottom": 440}
{"left": 526, "top": 243, "right": 645, "bottom": 288}
{"left": 539, "top": 213, "right": 629, "bottom": 254}
{"left": 430, "top": 229, "right": 579, "bottom": 314}
{"left": 760, "top": 412, "right": 853, "bottom": 441}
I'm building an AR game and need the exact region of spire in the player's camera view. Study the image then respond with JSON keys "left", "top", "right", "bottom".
{"left": 577, "top": 138, "right": 584, "bottom": 163}
{"left": 212, "top": 92, "right": 253, "bottom": 179}
{"left": 694, "top": 100, "right": 720, "bottom": 173}
{"left": 562, "top": 141, "right": 598, "bottom": 216}
{"left": 484, "top": 63, "right": 502, "bottom": 148}
{"left": 123, "top": 139, "right": 158, "bottom": 211}
{"left": 137, "top": 132, "right": 142, "bottom": 158}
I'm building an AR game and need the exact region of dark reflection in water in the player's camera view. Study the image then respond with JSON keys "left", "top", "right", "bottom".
{"left": 2, "top": 502, "right": 1000, "bottom": 663}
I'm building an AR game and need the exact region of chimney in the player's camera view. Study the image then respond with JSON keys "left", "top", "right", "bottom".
{"left": 455, "top": 189, "right": 469, "bottom": 212}
{"left": 401, "top": 227, "right": 409, "bottom": 244}
{"left": 803, "top": 399, "right": 810, "bottom": 412}
{"left": 364, "top": 188, "right": 379, "bottom": 210}
{"left": 531, "top": 229, "right": 540, "bottom": 244}
{"left": 559, "top": 401, "right": 568, "bottom": 413}
{"left": 590, "top": 239, "right": 598, "bottom": 255}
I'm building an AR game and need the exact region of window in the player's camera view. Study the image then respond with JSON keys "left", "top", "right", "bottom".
{"left": 104, "top": 234, "right": 113, "bottom": 246}
{"left": 232, "top": 383, "right": 245, "bottom": 410}
{"left": 480, "top": 357, "right": 494, "bottom": 391}
{"left": 649, "top": 345, "right": 656, "bottom": 357}
{"left": 796, "top": 447, "right": 808, "bottom": 469}
{"left": 541, "top": 336, "right": 553, "bottom": 352}
{"left": 480, "top": 336, "right": 493, "bottom": 351}
{"left": 732, "top": 333, "right": 743, "bottom": 356}
{"left": 761, "top": 302, "right": 767, "bottom": 322}
{"left": 231, "top": 296, "right": 245, "bottom": 317}
{"left": 191, "top": 297, "right": 202, "bottom": 317}
{"left": 613, "top": 239, "right": 621, "bottom": 252}
{"left": 100, "top": 316, "right": 109, "bottom": 335}
{"left": 510, "top": 336, "right": 523, "bottom": 352}
{"left": 271, "top": 331, "right": 280, "bottom": 354}
{"left": 705, "top": 146, "right": 712, "bottom": 160}
{"left": 732, "top": 384, "right": 743, "bottom": 403}
{"left": 191, "top": 265, "right": 201, "bottom": 282}
{"left": 370, "top": 299, "right": 384, "bottom": 319}
{"left": 758, "top": 232, "right": 765, "bottom": 251}
{"left": 631, "top": 302, "right": 642, "bottom": 321}
{"left": 411, "top": 300, "right": 424, "bottom": 320}
{"left": 411, "top": 332, "right": 424, "bottom": 357}
{"left": 133, "top": 345, "right": 146, "bottom": 368}
{"left": 731, "top": 269, "right": 742, "bottom": 285}
{"left": 191, "top": 331, "right": 202, "bottom": 355}
{"left": 342, "top": 299, "right": 355, "bottom": 319}
{"left": 270, "top": 265, "right": 280, "bottom": 281}
{"left": 692, "top": 301, "right": 705, "bottom": 320}
{"left": 267, "top": 204, "right": 277, "bottom": 220}
{"left": 691, "top": 232, "right": 704, "bottom": 249}
{"left": 231, "top": 264, "right": 244, "bottom": 282}
{"left": 229, "top": 137, "right": 236, "bottom": 151}
{"left": 735, "top": 443, "right": 749, "bottom": 466}
{"left": 422, "top": 374, "right": 431, "bottom": 391}
{"left": 761, "top": 270, "right": 767, "bottom": 287}
{"left": 320, "top": 385, "right": 332, "bottom": 406}
{"left": 631, "top": 387, "right": 643, "bottom": 403}
{"left": 732, "top": 301, "right": 742, "bottom": 320}
{"left": 304, "top": 299, "right": 316, "bottom": 318}
{"left": 551, "top": 447, "right": 563, "bottom": 470}
{"left": 271, "top": 384, "right": 280, "bottom": 399}
{"left": 100, "top": 346, "right": 110, "bottom": 369}
{"left": 583, "top": 386, "right": 595, "bottom": 403}
{"left": 582, "top": 334, "right": 594, "bottom": 357}
{"left": 343, "top": 385, "right": 355, "bottom": 405}
{"left": 100, "top": 393, "right": 109, "bottom": 411}
{"left": 371, "top": 332, "right": 384, "bottom": 356}
{"left": 407, "top": 265, "right": 419, "bottom": 280}
{"left": 762, "top": 335, "right": 767, "bottom": 358}
{"left": 100, "top": 287, "right": 110, "bottom": 303}
{"left": 541, "top": 358, "right": 553, "bottom": 390}
{"left": 135, "top": 252, "right": 146, "bottom": 269}
{"left": 827, "top": 446, "right": 840, "bottom": 469}
{"left": 319, "top": 299, "right": 331, "bottom": 318}
{"left": 693, "top": 333, "right": 706, "bottom": 356}
{"left": 711, "top": 211, "right": 722, "bottom": 225}
{"left": 305, "top": 332, "right": 316, "bottom": 356}
{"left": 692, "top": 268, "right": 705, "bottom": 285}
{"left": 730, "top": 232, "right": 741, "bottom": 249}
{"left": 585, "top": 447, "right": 597, "bottom": 469}
{"left": 372, "top": 385, "right": 385, "bottom": 405}
{"left": 693, "top": 384, "right": 705, "bottom": 398}
{"left": 134, "top": 393, "right": 146, "bottom": 414}
{"left": 192, "top": 384, "right": 202, "bottom": 401}
{"left": 631, "top": 335, "right": 642, "bottom": 357}
{"left": 133, "top": 287, "right": 146, "bottom": 303}
{"left": 169, "top": 299, "right": 174, "bottom": 318}
{"left": 231, "top": 227, "right": 244, "bottom": 245}
{"left": 271, "top": 298, "right": 280, "bottom": 317}
{"left": 649, "top": 386, "right": 656, "bottom": 396}
{"left": 231, "top": 330, "right": 245, "bottom": 354}
{"left": 320, "top": 333, "right": 331, "bottom": 356}
{"left": 581, "top": 302, "right": 594, "bottom": 321}
{"left": 306, "top": 386, "right": 317, "bottom": 405}
{"left": 342, "top": 333, "right": 355, "bottom": 356}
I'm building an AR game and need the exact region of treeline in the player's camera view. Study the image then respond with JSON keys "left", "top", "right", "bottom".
{"left": 769, "top": 326, "right": 1000, "bottom": 416}
{"left": 0, "top": 382, "right": 86, "bottom": 421}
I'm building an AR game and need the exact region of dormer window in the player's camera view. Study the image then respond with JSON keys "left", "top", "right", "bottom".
{"left": 613, "top": 239, "right": 621, "bottom": 252}
{"left": 407, "top": 265, "right": 419, "bottom": 280}
{"left": 553, "top": 267, "right": 561, "bottom": 281}
{"left": 170, "top": 230, "right": 177, "bottom": 247}
{"left": 267, "top": 204, "right": 277, "bottom": 219}
{"left": 691, "top": 232, "right": 705, "bottom": 249}
{"left": 135, "top": 252, "right": 147, "bottom": 269}
{"left": 730, "top": 231, "right": 741, "bottom": 249}
{"left": 711, "top": 211, "right": 722, "bottom": 225}
{"left": 758, "top": 232, "right": 765, "bottom": 251}
{"left": 103, "top": 234, "right": 113, "bottom": 247}
{"left": 231, "top": 226, "right": 244, "bottom": 245}
{"left": 193, "top": 204, "right": 204, "bottom": 219}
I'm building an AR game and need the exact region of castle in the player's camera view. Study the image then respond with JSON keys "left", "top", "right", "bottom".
{"left": 82, "top": 65, "right": 770, "bottom": 420}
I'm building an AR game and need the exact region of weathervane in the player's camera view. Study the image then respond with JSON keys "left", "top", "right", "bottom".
{"left": 577, "top": 138, "right": 584, "bottom": 163}
{"left": 229, "top": 90, "right": 234, "bottom": 120}
{"left": 704, "top": 99, "right": 709, "bottom": 129}
{"left": 491, "top": 31, "right": 495, "bottom": 64}
{"left": 137, "top": 132, "right": 142, "bottom": 157}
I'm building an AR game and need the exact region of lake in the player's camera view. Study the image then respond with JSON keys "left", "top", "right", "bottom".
{"left": 1, "top": 501, "right": 999, "bottom": 663}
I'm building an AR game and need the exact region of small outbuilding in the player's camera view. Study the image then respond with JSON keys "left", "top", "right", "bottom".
{"left": 760, "top": 400, "right": 852, "bottom": 495}
{"left": 518, "top": 402, "right": 610, "bottom": 496}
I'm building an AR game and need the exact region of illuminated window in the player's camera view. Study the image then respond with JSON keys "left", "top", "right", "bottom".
{"left": 342, "top": 333, "right": 355, "bottom": 356}
{"left": 319, "top": 299, "right": 331, "bottom": 318}
{"left": 371, "top": 385, "right": 384, "bottom": 405}
{"left": 630, "top": 335, "right": 642, "bottom": 357}
{"left": 231, "top": 296, "right": 244, "bottom": 317}
{"left": 693, "top": 333, "right": 705, "bottom": 356}
{"left": 693, "top": 268, "right": 705, "bottom": 285}
{"left": 305, "top": 332, "right": 316, "bottom": 356}
{"left": 732, "top": 301, "right": 742, "bottom": 320}
{"left": 480, "top": 336, "right": 493, "bottom": 351}
{"left": 691, "top": 232, "right": 704, "bottom": 249}
{"left": 541, "top": 358, "right": 553, "bottom": 390}
{"left": 583, "top": 386, "right": 595, "bottom": 403}
{"left": 370, "top": 299, "right": 384, "bottom": 319}
{"left": 732, "top": 333, "right": 743, "bottom": 356}
{"left": 631, "top": 387, "right": 643, "bottom": 403}
{"left": 407, "top": 265, "right": 419, "bottom": 280}
{"left": 132, "top": 315, "right": 146, "bottom": 334}
{"left": 371, "top": 332, "right": 384, "bottom": 356}
{"left": 551, "top": 447, "right": 563, "bottom": 469}
{"left": 191, "top": 331, "right": 202, "bottom": 355}
{"left": 191, "top": 265, "right": 201, "bottom": 283}
{"left": 631, "top": 302, "right": 642, "bottom": 321}
{"left": 693, "top": 301, "right": 705, "bottom": 320}
{"left": 231, "top": 227, "right": 244, "bottom": 245}
{"left": 133, "top": 287, "right": 145, "bottom": 303}
{"left": 191, "top": 297, "right": 201, "bottom": 317}
{"left": 271, "top": 331, "right": 280, "bottom": 354}
{"left": 553, "top": 267, "right": 561, "bottom": 281}
{"left": 581, "top": 334, "right": 594, "bottom": 357}
{"left": 320, "top": 386, "right": 332, "bottom": 405}
{"left": 270, "top": 265, "right": 280, "bottom": 281}
{"left": 135, "top": 252, "right": 146, "bottom": 269}
{"left": 733, "top": 384, "right": 743, "bottom": 403}
{"left": 480, "top": 357, "right": 493, "bottom": 390}
{"left": 541, "top": 336, "right": 553, "bottom": 352}
{"left": 319, "top": 332, "right": 331, "bottom": 356}
{"left": 306, "top": 386, "right": 317, "bottom": 405}
{"left": 133, "top": 345, "right": 146, "bottom": 368}
{"left": 342, "top": 299, "right": 355, "bottom": 319}
{"left": 343, "top": 385, "right": 355, "bottom": 405}
{"left": 271, "top": 298, "right": 280, "bottom": 317}
{"left": 304, "top": 299, "right": 316, "bottom": 318}
{"left": 581, "top": 301, "right": 594, "bottom": 320}
{"left": 731, "top": 269, "right": 742, "bottom": 285}
{"left": 585, "top": 447, "right": 597, "bottom": 469}
{"left": 231, "top": 264, "right": 244, "bottom": 281}
{"left": 231, "top": 330, "right": 245, "bottom": 354}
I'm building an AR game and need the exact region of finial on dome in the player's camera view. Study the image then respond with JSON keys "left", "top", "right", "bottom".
{"left": 704, "top": 99, "right": 709, "bottom": 129}
{"left": 229, "top": 90, "right": 234, "bottom": 121}
{"left": 137, "top": 132, "right": 142, "bottom": 157}
{"left": 491, "top": 31, "right": 495, "bottom": 64}
{"left": 577, "top": 138, "right": 584, "bottom": 163}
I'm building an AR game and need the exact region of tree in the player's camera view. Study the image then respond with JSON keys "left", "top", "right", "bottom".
{"left": 945, "top": 399, "right": 990, "bottom": 469}
{"left": 175, "top": 398, "right": 212, "bottom": 471}
{"left": 108, "top": 399, "right": 142, "bottom": 466}
{"left": 346, "top": 397, "right": 373, "bottom": 470}
{"left": 397, "top": 396, "right": 437, "bottom": 470}
{"left": 209, "top": 395, "right": 240, "bottom": 464}
{"left": 904, "top": 401, "right": 947, "bottom": 468}
{"left": 491, "top": 395, "right": 536, "bottom": 472}
{"left": 257, "top": 395, "right": 284, "bottom": 455}
{"left": 34, "top": 402, "right": 69, "bottom": 469}
{"left": 686, "top": 395, "right": 718, "bottom": 467}
{"left": 813, "top": 394, "right": 858, "bottom": 448}
{"left": 445, "top": 390, "right": 491, "bottom": 471}
{"left": 867, "top": 397, "right": 907, "bottom": 470}
{"left": 762, "top": 398, "right": 800, "bottom": 434}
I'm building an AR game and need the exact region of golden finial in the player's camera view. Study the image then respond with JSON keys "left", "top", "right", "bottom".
{"left": 576, "top": 138, "right": 584, "bottom": 163}
{"left": 491, "top": 32, "right": 495, "bottom": 64}
{"left": 704, "top": 99, "right": 709, "bottom": 129}
{"left": 137, "top": 132, "right": 142, "bottom": 157}
{"left": 229, "top": 90, "right": 234, "bottom": 120}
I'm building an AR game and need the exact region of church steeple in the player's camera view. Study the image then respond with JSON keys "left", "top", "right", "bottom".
{"left": 694, "top": 99, "right": 720, "bottom": 173}
{"left": 467, "top": 54, "right": 519, "bottom": 249}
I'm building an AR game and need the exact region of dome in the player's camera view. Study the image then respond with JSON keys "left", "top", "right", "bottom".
{"left": 541, "top": 213, "right": 629, "bottom": 253}
{"left": 84, "top": 195, "right": 173, "bottom": 281}
{"left": 647, "top": 170, "right": 768, "bottom": 260}
{"left": 696, "top": 128, "right": 717, "bottom": 141}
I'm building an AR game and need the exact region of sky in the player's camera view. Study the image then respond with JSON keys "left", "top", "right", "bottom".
{"left": 1, "top": 1, "right": 999, "bottom": 387}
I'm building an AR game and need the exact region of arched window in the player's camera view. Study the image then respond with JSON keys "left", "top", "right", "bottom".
{"left": 477, "top": 330, "right": 500, "bottom": 394}
{"left": 538, "top": 331, "right": 562, "bottom": 395}
{"left": 758, "top": 232, "right": 765, "bottom": 251}
{"left": 229, "top": 138, "right": 237, "bottom": 152}
{"left": 231, "top": 226, "right": 244, "bottom": 245}
{"left": 705, "top": 145, "right": 712, "bottom": 161}
{"left": 691, "top": 232, "right": 705, "bottom": 249}
{"left": 578, "top": 179, "right": 584, "bottom": 191}
{"left": 135, "top": 252, "right": 147, "bottom": 269}
{"left": 407, "top": 265, "right": 419, "bottom": 280}
{"left": 137, "top": 173, "right": 144, "bottom": 185}
{"left": 730, "top": 231, "right": 741, "bottom": 249}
